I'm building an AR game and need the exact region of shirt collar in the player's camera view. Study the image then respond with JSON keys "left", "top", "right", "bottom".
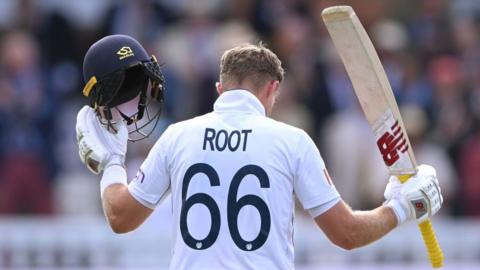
{"left": 213, "top": 89, "right": 266, "bottom": 116}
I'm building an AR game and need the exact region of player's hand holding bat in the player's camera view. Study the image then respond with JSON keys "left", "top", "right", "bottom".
{"left": 76, "top": 105, "right": 128, "bottom": 175}
{"left": 384, "top": 164, "right": 443, "bottom": 225}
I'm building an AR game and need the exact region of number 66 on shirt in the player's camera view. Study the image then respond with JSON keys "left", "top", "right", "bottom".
{"left": 180, "top": 163, "right": 270, "bottom": 251}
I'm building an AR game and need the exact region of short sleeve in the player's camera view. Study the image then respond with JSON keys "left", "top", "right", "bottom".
{"left": 128, "top": 127, "right": 172, "bottom": 209}
{"left": 294, "top": 132, "right": 340, "bottom": 217}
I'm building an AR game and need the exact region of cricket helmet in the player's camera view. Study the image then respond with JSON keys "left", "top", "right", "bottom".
{"left": 82, "top": 34, "right": 165, "bottom": 141}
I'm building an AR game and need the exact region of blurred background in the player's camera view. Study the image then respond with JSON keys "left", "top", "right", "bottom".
{"left": 0, "top": 0, "right": 479, "bottom": 269}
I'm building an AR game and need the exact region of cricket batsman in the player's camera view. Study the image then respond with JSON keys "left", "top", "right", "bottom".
{"left": 76, "top": 35, "right": 443, "bottom": 269}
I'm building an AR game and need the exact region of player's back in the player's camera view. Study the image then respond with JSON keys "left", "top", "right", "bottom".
{"left": 129, "top": 90, "right": 339, "bottom": 269}
{"left": 166, "top": 91, "right": 303, "bottom": 269}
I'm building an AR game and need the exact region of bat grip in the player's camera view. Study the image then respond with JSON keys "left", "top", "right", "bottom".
{"left": 419, "top": 220, "right": 444, "bottom": 268}
{"left": 398, "top": 175, "right": 444, "bottom": 268}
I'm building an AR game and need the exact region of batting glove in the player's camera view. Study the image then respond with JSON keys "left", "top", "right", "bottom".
{"left": 76, "top": 106, "right": 128, "bottom": 174}
{"left": 384, "top": 164, "right": 443, "bottom": 225}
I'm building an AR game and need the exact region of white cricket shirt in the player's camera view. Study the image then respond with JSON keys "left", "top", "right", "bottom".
{"left": 128, "top": 89, "right": 340, "bottom": 270}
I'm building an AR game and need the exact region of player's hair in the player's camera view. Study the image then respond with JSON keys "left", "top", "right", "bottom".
{"left": 219, "top": 42, "right": 284, "bottom": 91}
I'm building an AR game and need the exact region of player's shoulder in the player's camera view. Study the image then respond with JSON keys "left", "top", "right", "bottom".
{"left": 254, "top": 117, "right": 314, "bottom": 152}
{"left": 262, "top": 117, "right": 310, "bottom": 139}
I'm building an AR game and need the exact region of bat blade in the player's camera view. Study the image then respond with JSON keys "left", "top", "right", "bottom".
{"left": 322, "top": 6, "right": 444, "bottom": 268}
{"left": 322, "top": 6, "right": 416, "bottom": 176}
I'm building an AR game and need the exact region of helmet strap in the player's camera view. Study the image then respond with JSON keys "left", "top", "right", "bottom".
{"left": 95, "top": 103, "right": 118, "bottom": 134}
{"left": 116, "top": 108, "right": 134, "bottom": 125}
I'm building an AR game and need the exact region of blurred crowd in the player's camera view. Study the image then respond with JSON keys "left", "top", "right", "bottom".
{"left": 0, "top": 0, "right": 479, "bottom": 217}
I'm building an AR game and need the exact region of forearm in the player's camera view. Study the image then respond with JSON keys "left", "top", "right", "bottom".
{"left": 102, "top": 183, "right": 127, "bottom": 222}
{"left": 101, "top": 166, "right": 152, "bottom": 233}
{"left": 102, "top": 183, "right": 135, "bottom": 233}
{"left": 315, "top": 201, "right": 397, "bottom": 250}
{"left": 346, "top": 205, "right": 397, "bottom": 249}
{"left": 317, "top": 165, "right": 443, "bottom": 250}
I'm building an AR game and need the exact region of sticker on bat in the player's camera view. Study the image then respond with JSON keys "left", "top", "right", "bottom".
{"left": 372, "top": 109, "right": 415, "bottom": 173}
{"left": 376, "top": 120, "right": 408, "bottom": 166}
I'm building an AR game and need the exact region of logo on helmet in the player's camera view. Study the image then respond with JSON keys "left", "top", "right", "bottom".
{"left": 117, "top": 46, "right": 134, "bottom": 60}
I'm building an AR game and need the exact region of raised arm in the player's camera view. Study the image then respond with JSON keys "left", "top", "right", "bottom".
{"left": 314, "top": 201, "right": 396, "bottom": 250}
{"left": 76, "top": 106, "right": 153, "bottom": 234}
{"left": 102, "top": 181, "right": 152, "bottom": 233}
{"left": 314, "top": 165, "right": 443, "bottom": 250}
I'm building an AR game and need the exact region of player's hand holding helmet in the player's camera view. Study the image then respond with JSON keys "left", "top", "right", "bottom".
{"left": 76, "top": 34, "right": 166, "bottom": 174}
{"left": 76, "top": 106, "right": 127, "bottom": 174}
{"left": 384, "top": 164, "right": 443, "bottom": 225}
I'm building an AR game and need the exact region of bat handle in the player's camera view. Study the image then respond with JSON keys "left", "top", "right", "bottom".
{"left": 419, "top": 220, "right": 444, "bottom": 268}
{"left": 398, "top": 175, "right": 444, "bottom": 268}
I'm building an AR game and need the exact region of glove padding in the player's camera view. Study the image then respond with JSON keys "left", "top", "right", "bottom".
{"left": 384, "top": 164, "right": 443, "bottom": 225}
{"left": 76, "top": 106, "right": 128, "bottom": 174}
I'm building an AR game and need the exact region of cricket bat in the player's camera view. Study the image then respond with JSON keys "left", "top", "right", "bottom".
{"left": 322, "top": 6, "right": 444, "bottom": 268}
